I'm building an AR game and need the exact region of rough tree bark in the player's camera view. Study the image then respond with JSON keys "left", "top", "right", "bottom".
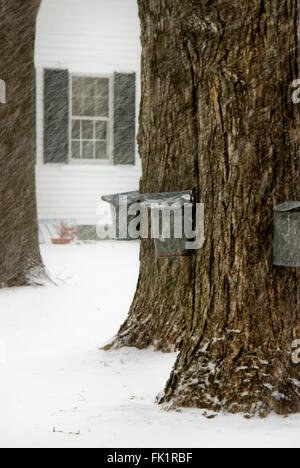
{"left": 0, "top": 0, "right": 44, "bottom": 287}
{"left": 114, "top": 0, "right": 300, "bottom": 416}
{"left": 106, "top": 0, "right": 202, "bottom": 353}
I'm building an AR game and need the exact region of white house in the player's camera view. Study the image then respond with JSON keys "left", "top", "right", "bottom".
{"left": 34, "top": 0, "right": 142, "bottom": 239}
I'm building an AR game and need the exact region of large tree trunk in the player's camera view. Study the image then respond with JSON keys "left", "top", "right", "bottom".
{"left": 107, "top": 0, "right": 201, "bottom": 352}
{"left": 0, "top": 0, "right": 44, "bottom": 287}
{"left": 117, "top": 0, "right": 300, "bottom": 416}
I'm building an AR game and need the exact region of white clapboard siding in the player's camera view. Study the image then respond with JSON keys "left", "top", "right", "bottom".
{"left": 36, "top": 165, "right": 142, "bottom": 224}
{"left": 35, "top": 0, "right": 142, "bottom": 225}
{"left": 35, "top": 0, "right": 140, "bottom": 72}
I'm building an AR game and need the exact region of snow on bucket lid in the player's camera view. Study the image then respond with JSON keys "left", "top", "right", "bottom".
{"left": 102, "top": 190, "right": 193, "bottom": 208}
{"left": 102, "top": 191, "right": 140, "bottom": 206}
{"left": 274, "top": 201, "right": 300, "bottom": 212}
{"left": 140, "top": 190, "right": 193, "bottom": 209}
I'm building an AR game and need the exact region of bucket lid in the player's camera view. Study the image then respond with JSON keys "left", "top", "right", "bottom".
{"left": 102, "top": 190, "right": 193, "bottom": 208}
{"left": 274, "top": 201, "right": 300, "bottom": 212}
{"left": 140, "top": 190, "right": 193, "bottom": 209}
{"left": 102, "top": 191, "right": 140, "bottom": 206}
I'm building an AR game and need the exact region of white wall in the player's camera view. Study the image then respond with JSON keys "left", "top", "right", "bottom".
{"left": 35, "top": 0, "right": 141, "bottom": 73}
{"left": 35, "top": 0, "right": 142, "bottom": 225}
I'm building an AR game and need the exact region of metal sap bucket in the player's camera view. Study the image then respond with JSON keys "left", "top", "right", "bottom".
{"left": 153, "top": 208, "right": 192, "bottom": 257}
{"left": 141, "top": 191, "right": 194, "bottom": 258}
{"left": 274, "top": 201, "right": 300, "bottom": 267}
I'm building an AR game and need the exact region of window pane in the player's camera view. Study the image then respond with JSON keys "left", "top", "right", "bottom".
{"left": 72, "top": 97, "right": 82, "bottom": 115}
{"left": 72, "top": 141, "right": 81, "bottom": 159}
{"left": 96, "top": 78, "right": 109, "bottom": 98}
{"left": 82, "top": 97, "right": 95, "bottom": 116}
{"left": 72, "top": 77, "right": 83, "bottom": 96}
{"left": 72, "top": 120, "right": 80, "bottom": 139}
{"left": 82, "top": 141, "right": 94, "bottom": 159}
{"left": 83, "top": 78, "right": 96, "bottom": 97}
{"left": 95, "top": 141, "right": 108, "bottom": 160}
{"left": 71, "top": 76, "right": 111, "bottom": 162}
{"left": 82, "top": 120, "right": 94, "bottom": 139}
{"left": 95, "top": 121, "right": 107, "bottom": 140}
{"left": 95, "top": 98, "right": 108, "bottom": 117}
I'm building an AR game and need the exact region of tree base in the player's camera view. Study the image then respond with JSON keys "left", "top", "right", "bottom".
{"left": 102, "top": 306, "right": 184, "bottom": 353}
{"left": 102, "top": 240, "right": 192, "bottom": 353}
{"left": 2, "top": 257, "right": 48, "bottom": 288}
{"left": 159, "top": 343, "right": 300, "bottom": 417}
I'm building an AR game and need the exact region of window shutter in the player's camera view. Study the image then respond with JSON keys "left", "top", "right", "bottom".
{"left": 44, "top": 69, "right": 69, "bottom": 164}
{"left": 113, "top": 72, "right": 136, "bottom": 165}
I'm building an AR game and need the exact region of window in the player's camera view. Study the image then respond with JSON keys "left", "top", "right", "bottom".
{"left": 70, "top": 76, "right": 111, "bottom": 162}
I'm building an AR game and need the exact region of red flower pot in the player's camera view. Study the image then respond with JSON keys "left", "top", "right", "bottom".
{"left": 51, "top": 238, "right": 72, "bottom": 245}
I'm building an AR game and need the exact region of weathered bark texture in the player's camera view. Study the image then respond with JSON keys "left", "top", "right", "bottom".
{"left": 107, "top": 0, "right": 202, "bottom": 352}
{"left": 0, "top": 0, "right": 44, "bottom": 287}
{"left": 115, "top": 0, "right": 300, "bottom": 415}
{"left": 106, "top": 239, "right": 194, "bottom": 351}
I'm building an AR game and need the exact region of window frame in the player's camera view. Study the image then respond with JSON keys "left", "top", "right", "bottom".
{"left": 69, "top": 73, "right": 114, "bottom": 165}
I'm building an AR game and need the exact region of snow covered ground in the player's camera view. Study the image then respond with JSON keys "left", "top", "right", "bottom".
{"left": 0, "top": 241, "right": 299, "bottom": 448}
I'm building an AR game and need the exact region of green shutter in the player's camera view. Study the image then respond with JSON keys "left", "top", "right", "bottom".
{"left": 113, "top": 72, "right": 136, "bottom": 165}
{"left": 44, "top": 69, "right": 69, "bottom": 164}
